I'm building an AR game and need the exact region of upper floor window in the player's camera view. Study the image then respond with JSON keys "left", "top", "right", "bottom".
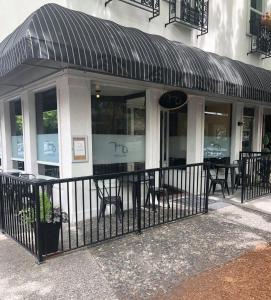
{"left": 105, "top": 0, "right": 160, "bottom": 21}
{"left": 165, "top": 0, "right": 209, "bottom": 37}
{"left": 247, "top": 0, "right": 271, "bottom": 58}
{"left": 249, "top": 0, "right": 264, "bottom": 35}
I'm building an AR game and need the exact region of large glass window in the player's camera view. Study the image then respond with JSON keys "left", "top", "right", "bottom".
{"left": 242, "top": 107, "right": 254, "bottom": 152}
{"left": 35, "top": 88, "right": 59, "bottom": 178}
{"left": 10, "top": 99, "right": 24, "bottom": 170}
{"left": 168, "top": 107, "right": 187, "bottom": 166}
{"left": 249, "top": 0, "right": 264, "bottom": 35}
{"left": 91, "top": 86, "right": 146, "bottom": 175}
{"left": 204, "top": 102, "right": 232, "bottom": 164}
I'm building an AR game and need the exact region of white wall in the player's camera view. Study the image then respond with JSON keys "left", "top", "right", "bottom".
{"left": 1, "top": 0, "right": 271, "bottom": 70}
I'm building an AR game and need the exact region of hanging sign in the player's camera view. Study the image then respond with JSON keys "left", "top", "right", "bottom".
{"left": 159, "top": 91, "right": 187, "bottom": 110}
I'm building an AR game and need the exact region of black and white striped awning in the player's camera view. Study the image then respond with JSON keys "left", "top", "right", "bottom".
{"left": 1, "top": 3, "right": 271, "bottom": 102}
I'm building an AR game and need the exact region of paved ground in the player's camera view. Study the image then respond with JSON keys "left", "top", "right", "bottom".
{"left": 0, "top": 198, "right": 271, "bottom": 299}
{"left": 155, "top": 244, "right": 271, "bottom": 300}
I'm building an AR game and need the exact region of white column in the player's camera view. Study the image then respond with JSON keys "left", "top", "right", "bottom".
{"left": 231, "top": 102, "right": 244, "bottom": 162}
{"left": 0, "top": 102, "right": 12, "bottom": 171}
{"left": 21, "top": 91, "right": 38, "bottom": 174}
{"left": 145, "top": 88, "right": 162, "bottom": 169}
{"left": 186, "top": 95, "right": 205, "bottom": 164}
{"left": 253, "top": 105, "right": 263, "bottom": 152}
{"left": 57, "top": 75, "right": 92, "bottom": 178}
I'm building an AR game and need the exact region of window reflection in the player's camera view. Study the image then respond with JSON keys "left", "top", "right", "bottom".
{"left": 10, "top": 99, "right": 24, "bottom": 170}
{"left": 36, "top": 88, "right": 59, "bottom": 177}
{"left": 168, "top": 107, "right": 187, "bottom": 166}
{"left": 91, "top": 88, "right": 146, "bottom": 175}
{"left": 242, "top": 108, "right": 254, "bottom": 152}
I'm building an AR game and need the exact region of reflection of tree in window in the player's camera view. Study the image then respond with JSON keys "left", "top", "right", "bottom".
{"left": 15, "top": 115, "right": 23, "bottom": 135}
{"left": 43, "top": 110, "right": 58, "bottom": 134}
{"left": 10, "top": 100, "right": 23, "bottom": 136}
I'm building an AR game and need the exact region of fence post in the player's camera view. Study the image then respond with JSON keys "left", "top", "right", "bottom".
{"left": 34, "top": 183, "right": 43, "bottom": 264}
{"left": 0, "top": 174, "right": 5, "bottom": 234}
{"left": 241, "top": 158, "right": 246, "bottom": 204}
{"left": 205, "top": 163, "right": 209, "bottom": 213}
{"left": 136, "top": 173, "right": 142, "bottom": 234}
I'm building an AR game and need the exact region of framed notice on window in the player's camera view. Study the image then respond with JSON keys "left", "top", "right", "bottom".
{"left": 72, "top": 136, "right": 88, "bottom": 162}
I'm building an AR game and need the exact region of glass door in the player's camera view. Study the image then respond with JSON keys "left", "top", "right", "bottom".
{"left": 242, "top": 107, "right": 254, "bottom": 152}
{"left": 160, "top": 111, "right": 169, "bottom": 167}
{"left": 160, "top": 107, "right": 187, "bottom": 167}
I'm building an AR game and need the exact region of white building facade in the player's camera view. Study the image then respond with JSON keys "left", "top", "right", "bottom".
{"left": 0, "top": 0, "right": 271, "bottom": 180}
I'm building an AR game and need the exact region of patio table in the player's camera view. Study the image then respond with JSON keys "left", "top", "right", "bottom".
{"left": 124, "top": 173, "right": 153, "bottom": 203}
{"left": 214, "top": 163, "right": 239, "bottom": 195}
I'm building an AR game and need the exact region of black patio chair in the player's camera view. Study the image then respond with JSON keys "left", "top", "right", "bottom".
{"left": 234, "top": 160, "right": 249, "bottom": 190}
{"left": 145, "top": 170, "right": 169, "bottom": 210}
{"left": 94, "top": 178, "right": 124, "bottom": 222}
{"left": 258, "top": 158, "right": 271, "bottom": 185}
{"left": 208, "top": 167, "right": 229, "bottom": 198}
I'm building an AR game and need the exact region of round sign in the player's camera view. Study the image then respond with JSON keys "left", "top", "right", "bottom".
{"left": 159, "top": 91, "right": 187, "bottom": 110}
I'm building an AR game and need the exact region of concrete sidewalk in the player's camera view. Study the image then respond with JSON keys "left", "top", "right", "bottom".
{"left": 0, "top": 202, "right": 270, "bottom": 300}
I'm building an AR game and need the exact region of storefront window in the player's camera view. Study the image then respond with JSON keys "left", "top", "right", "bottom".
{"left": 204, "top": 102, "right": 232, "bottom": 164}
{"left": 10, "top": 99, "right": 24, "bottom": 170}
{"left": 242, "top": 108, "right": 254, "bottom": 152}
{"left": 91, "top": 87, "right": 146, "bottom": 175}
{"left": 168, "top": 107, "right": 187, "bottom": 166}
{"left": 36, "top": 88, "right": 59, "bottom": 177}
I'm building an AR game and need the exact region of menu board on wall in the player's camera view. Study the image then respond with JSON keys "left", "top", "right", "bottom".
{"left": 73, "top": 136, "right": 88, "bottom": 162}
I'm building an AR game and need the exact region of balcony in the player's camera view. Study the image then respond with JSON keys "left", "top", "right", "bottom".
{"left": 165, "top": 0, "right": 209, "bottom": 37}
{"left": 105, "top": 0, "right": 160, "bottom": 20}
{"left": 248, "top": 13, "right": 271, "bottom": 59}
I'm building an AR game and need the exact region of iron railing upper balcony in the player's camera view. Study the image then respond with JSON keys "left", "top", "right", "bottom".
{"left": 165, "top": 0, "right": 209, "bottom": 37}
{"left": 248, "top": 13, "right": 271, "bottom": 59}
{"left": 105, "top": 0, "right": 160, "bottom": 21}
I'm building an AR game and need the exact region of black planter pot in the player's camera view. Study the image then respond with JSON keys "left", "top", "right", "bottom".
{"left": 38, "top": 222, "right": 61, "bottom": 255}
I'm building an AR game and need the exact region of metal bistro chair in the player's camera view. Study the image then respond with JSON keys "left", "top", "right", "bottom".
{"left": 145, "top": 170, "right": 170, "bottom": 210}
{"left": 234, "top": 160, "right": 249, "bottom": 190}
{"left": 208, "top": 166, "right": 229, "bottom": 198}
{"left": 94, "top": 178, "right": 124, "bottom": 222}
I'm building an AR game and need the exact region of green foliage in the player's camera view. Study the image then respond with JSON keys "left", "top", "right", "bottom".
{"left": 43, "top": 110, "right": 58, "bottom": 134}
{"left": 15, "top": 115, "right": 23, "bottom": 135}
{"left": 262, "top": 147, "right": 271, "bottom": 153}
{"left": 263, "top": 134, "right": 270, "bottom": 146}
{"left": 20, "top": 192, "right": 52, "bottom": 224}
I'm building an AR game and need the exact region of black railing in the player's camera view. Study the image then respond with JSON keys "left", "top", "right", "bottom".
{"left": 165, "top": 0, "right": 209, "bottom": 37}
{"left": 0, "top": 175, "right": 40, "bottom": 258}
{"left": 248, "top": 14, "right": 271, "bottom": 59}
{"left": 0, "top": 163, "right": 209, "bottom": 262}
{"left": 241, "top": 154, "right": 271, "bottom": 203}
{"left": 105, "top": 0, "right": 160, "bottom": 20}
{"left": 239, "top": 151, "right": 265, "bottom": 161}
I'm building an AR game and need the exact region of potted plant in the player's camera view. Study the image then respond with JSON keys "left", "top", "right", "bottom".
{"left": 261, "top": 12, "right": 271, "bottom": 31}
{"left": 262, "top": 133, "right": 271, "bottom": 153}
{"left": 20, "top": 191, "right": 68, "bottom": 255}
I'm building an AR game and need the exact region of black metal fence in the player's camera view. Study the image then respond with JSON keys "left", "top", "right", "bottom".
{"left": 239, "top": 151, "right": 264, "bottom": 161}
{"left": 241, "top": 154, "right": 271, "bottom": 203}
{"left": 0, "top": 163, "right": 209, "bottom": 262}
{"left": 0, "top": 174, "right": 39, "bottom": 257}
